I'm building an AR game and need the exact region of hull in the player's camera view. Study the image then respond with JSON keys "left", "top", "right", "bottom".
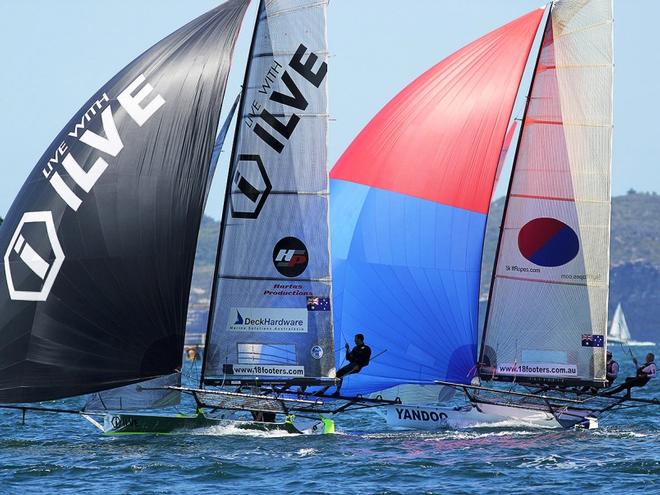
{"left": 384, "top": 402, "right": 598, "bottom": 430}
{"left": 607, "top": 337, "right": 656, "bottom": 346}
{"left": 83, "top": 412, "right": 333, "bottom": 435}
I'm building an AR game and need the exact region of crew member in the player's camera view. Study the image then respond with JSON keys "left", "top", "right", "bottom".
{"left": 185, "top": 347, "right": 198, "bottom": 362}
{"left": 636, "top": 353, "right": 656, "bottom": 381}
{"left": 251, "top": 410, "right": 276, "bottom": 423}
{"left": 620, "top": 352, "right": 656, "bottom": 392}
{"left": 319, "top": 333, "right": 371, "bottom": 397}
{"left": 606, "top": 351, "right": 619, "bottom": 386}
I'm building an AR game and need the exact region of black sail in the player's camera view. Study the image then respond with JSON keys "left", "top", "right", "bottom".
{"left": 0, "top": 0, "right": 249, "bottom": 403}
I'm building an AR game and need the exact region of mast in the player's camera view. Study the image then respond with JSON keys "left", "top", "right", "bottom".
{"left": 479, "top": 4, "right": 552, "bottom": 369}
{"left": 200, "top": 0, "right": 264, "bottom": 387}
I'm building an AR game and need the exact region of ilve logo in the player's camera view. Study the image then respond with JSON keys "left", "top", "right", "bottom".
{"left": 3, "top": 74, "right": 166, "bottom": 303}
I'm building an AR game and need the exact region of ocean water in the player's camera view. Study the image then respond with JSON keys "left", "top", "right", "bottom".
{"left": 0, "top": 348, "right": 658, "bottom": 495}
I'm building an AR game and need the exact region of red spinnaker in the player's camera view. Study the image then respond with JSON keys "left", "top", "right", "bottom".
{"left": 331, "top": 9, "right": 544, "bottom": 215}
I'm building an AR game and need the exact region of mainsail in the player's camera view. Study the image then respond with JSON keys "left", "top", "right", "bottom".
{"left": 480, "top": 0, "right": 613, "bottom": 386}
{"left": 202, "top": 0, "right": 334, "bottom": 384}
{"left": 330, "top": 9, "right": 544, "bottom": 396}
{"left": 0, "top": 0, "right": 250, "bottom": 403}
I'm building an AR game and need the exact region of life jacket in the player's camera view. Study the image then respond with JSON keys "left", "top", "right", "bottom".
{"left": 607, "top": 360, "right": 618, "bottom": 376}
{"left": 642, "top": 362, "right": 657, "bottom": 378}
{"left": 638, "top": 361, "right": 656, "bottom": 378}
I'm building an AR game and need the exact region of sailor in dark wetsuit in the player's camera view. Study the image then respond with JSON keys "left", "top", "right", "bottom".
{"left": 319, "top": 333, "right": 371, "bottom": 397}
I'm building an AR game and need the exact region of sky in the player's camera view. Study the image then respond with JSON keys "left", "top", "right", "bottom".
{"left": 0, "top": 0, "right": 658, "bottom": 219}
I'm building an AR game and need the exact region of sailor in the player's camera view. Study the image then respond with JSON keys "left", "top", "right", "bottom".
{"left": 318, "top": 333, "right": 371, "bottom": 397}
{"left": 618, "top": 352, "right": 657, "bottom": 392}
{"left": 636, "top": 353, "right": 656, "bottom": 380}
{"left": 606, "top": 351, "right": 619, "bottom": 386}
{"left": 186, "top": 347, "right": 198, "bottom": 362}
{"left": 251, "top": 410, "right": 276, "bottom": 423}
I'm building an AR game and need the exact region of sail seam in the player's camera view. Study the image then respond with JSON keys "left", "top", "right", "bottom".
{"left": 228, "top": 190, "right": 328, "bottom": 196}
{"left": 495, "top": 274, "right": 606, "bottom": 288}
{"left": 266, "top": 1, "right": 327, "bottom": 19}
{"left": 554, "top": 20, "right": 612, "bottom": 39}
{"left": 253, "top": 50, "right": 330, "bottom": 58}
{"left": 525, "top": 119, "right": 610, "bottom": 127}
{"left": 218, "top": 275, "right": 331, "bottom": 282}
{"left": 510, "top": 193, "right": 574, "bottom": 202}
{"left": 241, "top": 112, "right": 330, "bottom": 118}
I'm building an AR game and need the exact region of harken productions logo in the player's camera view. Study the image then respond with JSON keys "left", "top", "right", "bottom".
{"left": 273, "top": 236, "right": 308, "bottom": 277}
{"left": 4, "top": 211, "right": 64, "bottom": 301}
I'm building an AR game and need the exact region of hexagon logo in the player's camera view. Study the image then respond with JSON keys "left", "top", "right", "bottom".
{"left": 4, "top": 211, "right": 65, "bottom": 301}
{"left": 230, "top": 154, "right": 271, "bottom": 219}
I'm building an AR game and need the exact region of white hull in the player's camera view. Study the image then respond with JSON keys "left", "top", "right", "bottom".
{"left": 384, "top": 402, "right": 598, "bottom": 430}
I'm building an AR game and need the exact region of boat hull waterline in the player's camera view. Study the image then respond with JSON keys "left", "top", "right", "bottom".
{"left": 384, "top": 403, "right": 598, "bottom": 430}
{"left": 82, "top": 412, "right": 333, "bottom": 435}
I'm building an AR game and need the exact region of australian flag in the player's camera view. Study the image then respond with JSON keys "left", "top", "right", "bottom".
{"left": 307, "top": 296, "right": 330, "bottom": 311}
{"left": 581, "top": 334, "right": 604, "bottom": 347}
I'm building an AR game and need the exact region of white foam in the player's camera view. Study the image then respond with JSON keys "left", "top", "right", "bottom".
{"left": 466, "top": 418, "right": 558, "bottom": 430}
{"left": 294, "top": 448, "right": 318, "bottom": 457}
{"left": 190, "top": 423, "right": 297, "bottom": 438}
{"left": 589, "top": 428, "right": 653, "bottom": 439}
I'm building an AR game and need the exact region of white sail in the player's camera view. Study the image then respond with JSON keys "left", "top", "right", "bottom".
{"left": 608, "top": 303, "right": 631, "bottom": 341}
{"left": 203, "top": 0, "right": 334, "bottom": 383}
{"left": 608, "top": 304, "right": 656, "bottom": 346}
{"left": 481, "top": 0, "right": 613, "bottom": 385}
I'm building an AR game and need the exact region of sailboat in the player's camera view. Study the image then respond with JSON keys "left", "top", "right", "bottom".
{"left": 608, "top": 303, "right": 655, "bottom": 346}
{"left": 0, "top": 0, "right": 378, "bottom": 435}
{"left": 331, "top": 0, "right": 658, "bottom": 430}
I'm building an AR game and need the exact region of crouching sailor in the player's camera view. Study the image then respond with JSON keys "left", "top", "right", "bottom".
{"left": 318, "top": 333, "right": 371, "bottom": 397}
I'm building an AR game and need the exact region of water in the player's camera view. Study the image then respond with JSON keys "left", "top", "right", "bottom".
{"left": 1, "top": 349, "right": 658, "bottom": 494}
